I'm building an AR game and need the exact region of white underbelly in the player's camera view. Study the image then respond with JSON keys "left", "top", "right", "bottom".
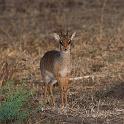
{"left": 59, "top": 68, "right": 70, "bottom": 77}
{"left": 43, "top": 67, "right": 70, "bottom": 85}
{"left": 44, "top": 70, "right": 56, "bottom": 85}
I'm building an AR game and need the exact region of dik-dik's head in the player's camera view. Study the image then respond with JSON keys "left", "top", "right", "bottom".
{"left": 53, "top": 32, "right": 76, "bottom": 52}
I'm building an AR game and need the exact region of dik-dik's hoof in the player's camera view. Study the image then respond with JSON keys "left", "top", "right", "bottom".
{"left": 51, "top": 105, "right": 56, "bottom": 111}
{"left": 57, "top": 105, "right": 68, "bottom": 114}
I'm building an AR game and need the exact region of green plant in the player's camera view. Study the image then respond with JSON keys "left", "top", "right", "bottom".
{"left": 0, "top": 80, "right": 32, "bottom": 123}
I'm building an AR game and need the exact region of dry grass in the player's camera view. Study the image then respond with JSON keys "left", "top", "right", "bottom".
{"left": 0, "top": 0, "right": 124, "bottom": 123}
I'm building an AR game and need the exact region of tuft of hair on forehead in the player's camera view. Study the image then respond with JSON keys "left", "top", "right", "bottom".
{"left": 59, "top": 30, "right": 70, "bottom": 38}
{"left": 55, "top": 29, "right": 76, "bottom": 40}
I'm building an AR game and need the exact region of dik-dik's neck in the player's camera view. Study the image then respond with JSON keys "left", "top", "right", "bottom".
{"left": 61, "top": 50, "right": 71, "bottom": 64}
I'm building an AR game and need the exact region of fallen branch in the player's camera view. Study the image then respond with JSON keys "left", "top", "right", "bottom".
{"left": 33, "top": 74, "right": 110, "bottom": 84}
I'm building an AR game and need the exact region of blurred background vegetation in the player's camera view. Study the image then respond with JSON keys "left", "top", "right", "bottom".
{"left": 0, "top": 0, "right": 124, "bottom": 124}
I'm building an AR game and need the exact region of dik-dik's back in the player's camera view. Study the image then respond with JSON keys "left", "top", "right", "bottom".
{"left": 40, "top": 32, "right": 76, "bottom": 108}
{"left": 40, "top": 50, "right": 64, "bottom": 80}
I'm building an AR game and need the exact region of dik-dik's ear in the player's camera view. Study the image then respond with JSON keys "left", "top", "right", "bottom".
{"left": 53, "top": 33, "right": 60, "bottom": 41}
{"left": 70, "top": 32, "right": 76, "bottom": 40}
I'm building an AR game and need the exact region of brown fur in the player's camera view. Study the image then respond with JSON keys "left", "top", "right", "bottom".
{"left": 40, "top": 32, "right": 76, "bottom": 109}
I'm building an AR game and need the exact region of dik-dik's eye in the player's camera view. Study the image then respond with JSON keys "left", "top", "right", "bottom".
{"left": 59, "top": 41, "right": 63, "bottom": 46}
{"left": 68, "top": 40, "right": 71, "bottom": 44}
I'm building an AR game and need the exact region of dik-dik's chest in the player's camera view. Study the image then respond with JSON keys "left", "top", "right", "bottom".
{"left": 55, "top": 52, "right": 71, "bottom": 77}
{"left": 59, "top": 66, "right": 70, "bottom": 77}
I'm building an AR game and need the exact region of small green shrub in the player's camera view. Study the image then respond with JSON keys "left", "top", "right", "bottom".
{"left": 0, "top": 80, "right": 32, "bottom": 123}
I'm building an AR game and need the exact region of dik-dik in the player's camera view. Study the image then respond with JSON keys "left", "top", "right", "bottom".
{"left": 40, "top": 32, "right": 76, "bottom": 110}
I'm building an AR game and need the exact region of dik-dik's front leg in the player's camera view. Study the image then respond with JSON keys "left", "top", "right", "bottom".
{"left": 58, "top": 77, "right": 69, "bottom": 110}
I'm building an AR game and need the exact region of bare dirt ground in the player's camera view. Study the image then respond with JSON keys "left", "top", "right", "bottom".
{"left": 0, "top": 0, "right": 124, "bottom": 123}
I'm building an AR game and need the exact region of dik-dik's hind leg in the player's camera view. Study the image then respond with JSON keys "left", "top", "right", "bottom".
{"left": 44, "top": 83, "right": 48, "bottom": 99}
{"left": 44, "top": 80, "right": 56, "bottom": 108}
{"left": 48, "top": 83, "right": 55, "bottom": 107}
{"left": 43, "top": 83, "right": 50, "bottom": 104}
{"left": 43, "top": 83, "right": 50, "bottom": 105}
